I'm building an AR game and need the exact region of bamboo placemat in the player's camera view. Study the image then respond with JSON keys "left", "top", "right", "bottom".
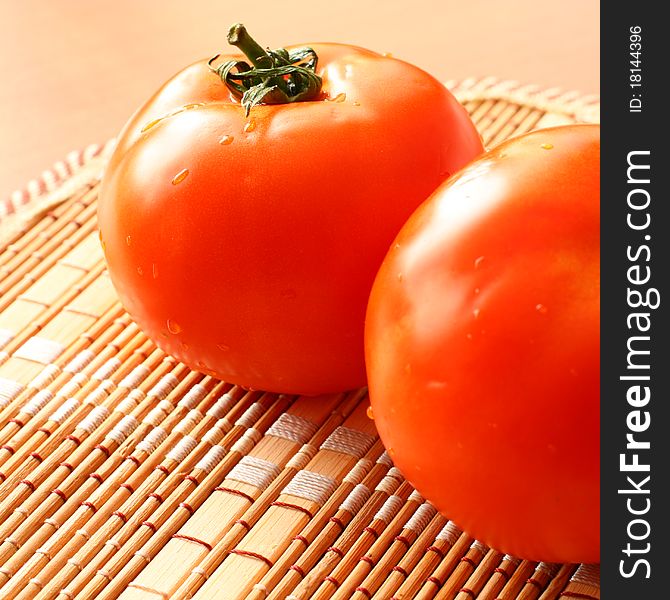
{"left": 0, "top": 79, "right": 600, "bottom": 600}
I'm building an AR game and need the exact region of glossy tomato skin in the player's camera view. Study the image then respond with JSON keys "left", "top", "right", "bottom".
{"left": 98, "top": 43, "right": 483, "bottom": 395}
{"left": 365, "top": 125, "right": 600, "bottom": 563}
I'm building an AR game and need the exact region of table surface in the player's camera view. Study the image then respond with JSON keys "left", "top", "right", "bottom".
{"left": 1, "top": 0, "right": 599, "bottom": 198}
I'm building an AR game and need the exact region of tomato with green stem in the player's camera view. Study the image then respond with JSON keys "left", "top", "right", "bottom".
{"left": 365, "top": 124, "right": 600, "bottom": 563}
{"left": 98, "top": 24, "right": 483, "bottom": 394}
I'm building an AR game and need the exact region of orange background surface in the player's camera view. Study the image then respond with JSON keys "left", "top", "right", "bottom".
{"left": 1, "top": 0, "right": 599, "bottom": 198}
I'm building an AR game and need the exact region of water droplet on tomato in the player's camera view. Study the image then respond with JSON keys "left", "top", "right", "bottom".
{"left": 536, "top": 303, "right": 548, "bottom": 315}
{"left": 474, "top": 287, "right": 480, "bottom": 295}
{"left": 474, "top": 256, "right": 485, "bottom": 269}
{"left": 397, "top": 273, "right": 403, "bottom": 282}
{"left": 152, "top": 263, "right": 158, "bottom": 279}
{"left": 353, "top": 101, "right": 361, "bottom": 106}
{"left": 181, "top": 342, "right": 189, "bottom": 351}
{"left": 388, "top": 446, "right": 396, "bottom": 457}
{"left": 382, "top": 52, "right": 394, "bottom": 58}
{"left": 473, "top": 308, "right": 480, "bottom": 319}
{"left": 167, "top": 319, "right": 182, "bottom": 334}
{"left": 329, "top": 92, "right": 346, "bottom": 103}
{"left": 219, "top": 134, "right": 234, "bottom": 145}
{"left": 366, "top": 405, "right": 374, "bottom": 420}
{"left": 136, "top": 266, "right": 143, "bottom": 275}
{"left": 244, "top": 120, "right": 256, "bottom": 133}
{"left": 172, "top": 169, "right": 189, "bottom": 185}
{"left": 126, "top": 235, "right": 132, "bottom": 246}
{"left": 541, "top": 143, "right": 554, "bottom": 150}
{"left": 141, "top": 118, "right": 163, "bottom": 133}
{"left": 217, "top": 343, "right": 230, "bottom": 352}
{"left": 466, "top": 333, "right": 473, "bottom": 340}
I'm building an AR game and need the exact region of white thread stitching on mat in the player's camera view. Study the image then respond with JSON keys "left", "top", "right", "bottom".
{"left": 286, "top": 443, "right": 317, "bottom": 470}
{"left": 78, "top": 405, "right": 110, "bottom": 434}
{"left": 571, "top": 563, "right": 600, "bottom": 585}
{"left": 21, "top": 389, "right": 54, "bottom": 417}
{"left": 343, "top": 458, "right": 373, "bottom": 485}
{"left": 147, "top": 374, "right": 179, "bottom": 400}
{"left": 195, "top": 445, "right": 227, "bottom": 473}
{"left": 116, "top": 389, "right": 145, "bottom": 415}
{"left": 436, "top": 521, "right": 462, "bottom": 545}
{"left": 227, "top": 455, "right": 280, "bottom": 490}
{"left": 57, "top": 375, "right": 86, "bottom": 399}
{"left": 143, "top": 399, "right": 175, "bottom": 426}
{"left": 118, "top": 365, "right": 151, "bottom": 390}
{"left": 230, "top": 428, "right": 262, "bottom": 455}
{"left": 177, "top": 384, "right": 207, "bottom": 409}
{"left": 27, "top": 364, "right": 61, "bottom": 390}
{"left": 106, "top": 415, "right": 138, "bottom": 444}
{"left": 49, "top": 398, "right": 80, "bottom": 424}
{"left": 267, "top": 413, "right": 318, "bottom": 444}
{"left": 339, "top": 483, "right": 371, "bottom": 514}
{"left": 166, "top": 436, "right": 198, "bottom": 462}
{"left": 282, "top": 470, "right": 337, "bottom": 505}
{"left": 376, "top": 450, "right": 393, "bottom": 467}
{"left": 405, "top": 502, "right": 437, "bottom": 533}
{"left": 235, "top": 402, "right": 265, "bottom": 428}
{"left": 63, "top": 349, "right": 95, "bottom": 373}
{"left": 135, "top": 427, "right": 168, "bottom": 453}
{"left": 205, "top": 392, "right": 235, "bottom": 419}
{"left": 502, "top": 554, "right": 521, "bottom": 565}
{"left": 375, "top": 494, "right": 404, "bottom": 524}
{"left": 13, "top": 336, "right": 65, "bottom": 365}
{"left": 321, "top": 426, "right": 375, "bottom": 458}
{"left": 92, "top": 358, "right": 122, "bottom": 382}
{"left": 470, "top": 540, "right": 489, "bottom": 553}
{"left": 408, "top": 490, "right": 423, "bottom": 504}
{"left": 201, "top": 422, "right": 230, "bottom": 445}
{"left": 375, "top": 469, "right": 403, "bottom": 496}
{"left": 536, "top": 562, "right": 561, "bottom": 577}
{"left": 174, "top": 409, "right": 203, "bottom": 435}
{"left": 80, "top": 384, "right": 113, "bottom": 410}
{"left": 0, "top": 378, "right": 24, "bottom": 409}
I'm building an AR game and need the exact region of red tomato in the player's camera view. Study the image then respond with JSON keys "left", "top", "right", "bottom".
{"left": 365, "top": 125, "right": 600, "bottom": 563}
{"left": 98, "top": 25, "right": 483, "bottom": 395}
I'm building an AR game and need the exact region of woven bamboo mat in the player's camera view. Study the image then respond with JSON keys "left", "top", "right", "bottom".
{"left": 0, "top": 79, "right": 600, "bottom": 600}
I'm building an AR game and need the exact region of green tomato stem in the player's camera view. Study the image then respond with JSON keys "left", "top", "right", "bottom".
{"left": 209, "top": 23, "right": 323, "bottom": 116}
{"left": 227, "top": 23, "right": 274, "bottom": 69}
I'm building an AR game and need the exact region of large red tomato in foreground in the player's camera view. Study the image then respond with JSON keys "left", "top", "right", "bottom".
{"left": 98, "top": 25, "right": 483, "bottom": 395}
{"left": 365, "top": 125, "right": 600, "bottom": 563}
